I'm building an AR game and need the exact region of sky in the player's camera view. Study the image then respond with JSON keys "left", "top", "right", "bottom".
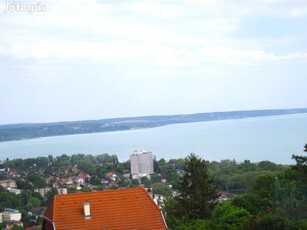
{"left": 0, "top": 0, "right": 306, "bottom": 125}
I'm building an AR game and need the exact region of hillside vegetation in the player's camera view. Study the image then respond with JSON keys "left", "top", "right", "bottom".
{"left": 1, "top": 108, "right": 307, "bottom": 142}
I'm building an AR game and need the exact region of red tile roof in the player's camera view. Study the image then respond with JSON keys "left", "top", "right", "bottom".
{"left": 43, "top": 187, "right": 167, "bottom": 230}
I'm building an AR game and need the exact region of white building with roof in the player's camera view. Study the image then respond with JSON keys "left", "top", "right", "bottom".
{"left": 130, "top": 150, "right": 154, "bottom": 179}
{"left": 0, "top": 208, "right": 21, "bottom": 223}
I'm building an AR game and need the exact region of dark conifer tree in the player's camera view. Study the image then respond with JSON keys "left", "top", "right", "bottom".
{"left": 291, "top": 143, "right": 307, "bottom": 183}
{"left": 175, "top": 153, "right": 219, "bottom": 219}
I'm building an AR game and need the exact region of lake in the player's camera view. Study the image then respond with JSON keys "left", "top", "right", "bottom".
{"left": 0, "top": 113, "right": 307, "bottom": 164}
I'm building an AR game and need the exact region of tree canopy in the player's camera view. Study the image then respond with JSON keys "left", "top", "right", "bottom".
{"left": 175, "top": 153, "right": 219, "bottom": 219}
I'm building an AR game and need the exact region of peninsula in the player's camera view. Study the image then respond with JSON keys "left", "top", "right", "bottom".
{"left": 1, "top": 108, "right": 307, "bottom": 142}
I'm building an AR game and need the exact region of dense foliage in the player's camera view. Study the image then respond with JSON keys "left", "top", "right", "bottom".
{"left": 175, "top": 154, "right": 219, "bottom": 219}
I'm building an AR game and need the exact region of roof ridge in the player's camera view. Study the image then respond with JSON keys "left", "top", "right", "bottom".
{"left": 44, "top": 187, "right": 167, "bottom": 229}
{"left": 52, "top": 187, "right": 144, "bottom": 197}
{"left": 52, "top": 194, "right": 56, "bottom": 219}
{"left": 139, "top": 187, "right": 162, "bottom": 212}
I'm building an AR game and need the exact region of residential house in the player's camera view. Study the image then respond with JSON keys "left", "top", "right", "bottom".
{"left": 30, "top": 207, "right": 46, "bottom": 219}
{"left": 0, "top": 208, "right": 22, "bottom": 222}
{"left": 78, "top": 173, "right": 90, "bottom": 181}
{"left": 0, "top": 179, "right": 16, "bottom": 188}
{"left": 106, "top": 172, "right": 117, "bottom": 181}
{"left": 35, "top": 188, "right": 51, "bottom": 197}
{"left": 123, "top": 173, "right": 130, "bottom": 179}
{"left": 57, "top": 188, "right": 67, "bottom": 195}
{"left": 42, "top": 187, "right": 167, "bottom": 230}
{"left": 8, "top": 170, "right": 17, "bottom": 177}
{"left": 7, "top": 188, "right": 21, "bottom": 195}
{"left": 6, "top": 221, "right": 23, "bottom": 229}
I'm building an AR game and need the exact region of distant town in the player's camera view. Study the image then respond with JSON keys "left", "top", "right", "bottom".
{"left": 0, "top": 147, "right": 302, "bottom": 229}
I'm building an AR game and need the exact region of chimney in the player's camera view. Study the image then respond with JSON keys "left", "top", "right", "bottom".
{"left": 83, "top": 201, "right": 91, "bottom": 219}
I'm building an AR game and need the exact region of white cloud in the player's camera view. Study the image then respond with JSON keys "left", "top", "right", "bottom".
{"left": 288, "top": 7, "right": 307, "bottom": 17}
{"left": 0, "top": 45, "right": 6, "bottom": 55}
{"left": 181, "top": 47, "right": 279, "bottom": 64}
{"left": 0, "top": 0, "right": 306, "bottom": 69}
{"left": 282, "top": 52, "right": 307, "bottom": 60}
{"left": 129, "top": 2, "right": 183, "bottom": 19}
{"left": 7, "top": 40, "right": 188, "bottom": 68}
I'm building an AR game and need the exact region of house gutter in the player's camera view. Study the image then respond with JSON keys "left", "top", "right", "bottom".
{"left": 43, "top": 216, "right": 56, "bottom": 230}
{"left": 160, "top": 209, "right": 168, "bottom": 229}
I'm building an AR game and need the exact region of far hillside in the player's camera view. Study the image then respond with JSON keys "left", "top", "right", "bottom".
{"left": 0, "top": 108, "right": 307, "bottom": 142}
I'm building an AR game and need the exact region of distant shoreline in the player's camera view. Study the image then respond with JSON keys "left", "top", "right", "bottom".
{"left": 1, "top": 108, "right": 307, "bottom": 142}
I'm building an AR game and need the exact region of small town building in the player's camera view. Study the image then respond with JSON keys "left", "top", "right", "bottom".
{"left": 57, "top": 187, "right": 67, "bottom": 195}
{"left": 130, "top": 150, "right": 154, "bottom": 179}
{"left": 0, "top": 208, "right": 22, "bottom": 223}
{"left": 42, "top": 187, "right": 167, "bottom": 230}
{"left": 7, "top": 188, "right": 21, "bottom": 195}
{"left": 0, "top": 179, "right": 16, "bottom": 188}
{"left": 34, "top": 188, "right": 51, "bottom": 197}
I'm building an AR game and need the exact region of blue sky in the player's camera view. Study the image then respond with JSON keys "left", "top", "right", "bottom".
{"left": 0, "top": 0, "right": 307, "bottom": 124}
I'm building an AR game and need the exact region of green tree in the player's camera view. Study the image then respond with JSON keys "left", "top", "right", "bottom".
{"left": 140, "top": 176, "right": 151, "bottom": 187}
{"left": 48, "top": 154, "right": 54, "bottom": 165}
{"left": 27, "top": 174, "right": 46, "bottom": 188}
{"left": 253, "top": 173, "right": 275, "bottom": 199}
{"left": 0, "top": 191, "right": 22, "bottom": 209}
{"left": 291, "top": 143, "right": 307, "bottom": 183}
{"left": 55, "top": 154, "right": 71, "bottom": 168}
{"left": 45, "top": 187, "right": 58, "bottom": 205}
{"left": 90, "top": 175, "right": 101, "bottom": 186}
{"left": 21, "top": 190, "right": 31, "bottom": 206}
{"left": 252, "top": 213, "right": 287, "bottom": 230}
{"left": 175, "top": 153, "right": 219, "bottom": 220}
{"left": 232, "top": 193, "right": 262, "bottom": 215}
{"left": 130, "top": 179, "right": 139, "bottom": 187}
{"left": 27, "top": 196, "right": 41, "bottom": 209}
{"left": 211, "top": 202, "right": 251, "bottom": 230}
{"left": 150, "top": 174, "right": 163, "bottom": 184}
{"left": 163, "top": 197, "right": 181, "bottom": 228}
{"left": 0, "top": 222, "right": 6, "bottom": 229}
{"left": 152, "top": 182, "right": 171, "bottom": 197}
{"left": 252, "top": 173, "right": 276, "bottom": 212}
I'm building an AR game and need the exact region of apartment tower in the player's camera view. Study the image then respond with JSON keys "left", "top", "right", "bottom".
{"left": 130, "top": 150, "right": 154, "bottom": 179}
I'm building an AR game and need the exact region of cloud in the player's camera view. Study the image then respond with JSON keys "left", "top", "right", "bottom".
{"left": 0, "top": 0, "right": 306, "bottom": 69}
{"left": 0, "top": 45, "right": 6, "bottom": 55}
{"left": 129, "top": 2, "right": 183, "bottom": 19}
{"left": 7, "top": 40, "right": 188, "bottom": 68}
{"left": 288, "top": 7, "right": 307, "bottom": 17}
{"left": 282, "top": 52, "right": 307, "bottom": 60}
{"left": 6, "top": 37, "right": 306, "bottom": 71}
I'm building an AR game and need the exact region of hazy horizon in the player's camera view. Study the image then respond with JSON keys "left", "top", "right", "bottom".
{"left": 1, "top": 107, "right": 307, "bottom": 126}
{"left": 1, "top": 113, "right": 307, "bottom": 164}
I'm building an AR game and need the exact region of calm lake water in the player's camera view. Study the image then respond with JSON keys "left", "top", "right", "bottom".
{"left": 1, "top": 114, "right": 307, "bottom": 164}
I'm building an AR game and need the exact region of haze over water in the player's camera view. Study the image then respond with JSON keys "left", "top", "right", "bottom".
{"left": 1, "top": 113, "right": 307, "bottom": 164}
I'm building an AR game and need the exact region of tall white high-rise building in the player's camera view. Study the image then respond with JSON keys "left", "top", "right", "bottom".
{"left": 130, "top": 150, "right": 154, "bottom": 179}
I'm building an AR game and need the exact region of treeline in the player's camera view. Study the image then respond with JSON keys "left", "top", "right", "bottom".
{"left": 163, "top": 145, "right": 307, "bottom": 229}
{"left": 159, "top": 158, "right": 286, "bottom": 194}
{"left": 2, "top": 153, "right": 121, "bottom": 175}
{"left": 0, "top": 149, "right": 306, "bottom": 229}
{"left": 2, "top": 153, "right": 287, "bottom": 194}
{"left": 209, "top": 159, "right": 285, "bottom": 192}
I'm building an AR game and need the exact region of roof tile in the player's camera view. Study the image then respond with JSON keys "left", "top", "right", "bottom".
{"left": 44, "top": 187, "right": 167, "bottom": 230}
